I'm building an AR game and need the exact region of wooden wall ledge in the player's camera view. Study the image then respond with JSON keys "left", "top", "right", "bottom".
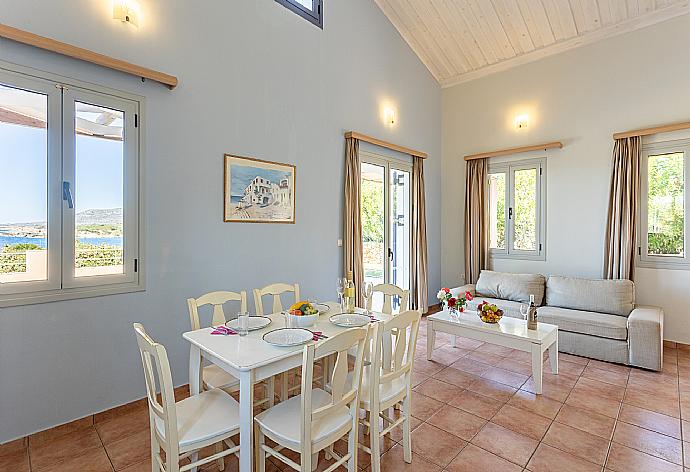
{"left": 0, "top": 23, "right": 178, "bottom": 89}
{"left": 614, "top": 120, "right": 690, "bottom": 140}
{"left": 345, "top": 131, "right": 427, "bottom": 159}
{"left": 464, "top": 141, "right": 563, "bottom": 161}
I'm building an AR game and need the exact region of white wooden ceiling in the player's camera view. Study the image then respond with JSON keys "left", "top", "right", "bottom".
{"left": 375, "top": 0, "right": 690, "bottom": 87}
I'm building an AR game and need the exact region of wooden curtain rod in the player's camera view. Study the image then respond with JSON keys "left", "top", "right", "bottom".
{"left": 464, "top": 141, "right": 563, "bottom": 161}
{"left": 613, "top": 120, "right": 690, "bottom": 140}
{"left": 345, "top": 131, "right": 427, "bottom": 159}
{"left": 0, "top": 23, "right": 178, "bottom": 89}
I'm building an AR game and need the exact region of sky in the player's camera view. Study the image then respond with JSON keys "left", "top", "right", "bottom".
{"left": 229, "top": 164, "right": 291, "bottom": 198}
{"left": 0, "top": 123, "right": 123, "bottom": 224}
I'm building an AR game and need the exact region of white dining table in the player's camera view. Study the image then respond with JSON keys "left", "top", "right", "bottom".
{"left": 183, "top": 302, "right": 393, "bottom": 472}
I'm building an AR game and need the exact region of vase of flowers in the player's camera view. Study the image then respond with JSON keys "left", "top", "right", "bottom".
{"left": 437, "top": 288, "right": 473, "bottom": 314}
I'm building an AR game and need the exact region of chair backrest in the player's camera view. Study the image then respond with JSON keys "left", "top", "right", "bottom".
{"left": 187, "top": 290, "right": 248, "bottom": 330}
{"left": 369, "top": 310, "right": 420, "bottom": 397}
{"left": 133, "top": 323, "right": 179, "bottom": 470}
{"left": 366, "top": 283, "right": 409, "bottom": 315}
{"left": 299, "top": 325, "right": 370, "bottom": 457}
{"left": 253, "top": 283, "right": 300, "bottom": 315}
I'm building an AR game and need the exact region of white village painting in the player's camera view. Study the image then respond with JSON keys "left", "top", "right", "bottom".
{"left": 224, "top": 155, "right": 296, "bottom": 223}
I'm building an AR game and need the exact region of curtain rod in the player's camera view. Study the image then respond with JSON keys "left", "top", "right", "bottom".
{"left": 613, "top": 120, "right": 690, "bottom": 140}
{"left": 0, "top": 23, "right": 178, "bottom": 89}
{"left": 464, "top": 141, "right": 563, "bottom": 161}
{"left": 345, "top": 131, "right": 427, "bottom": 159}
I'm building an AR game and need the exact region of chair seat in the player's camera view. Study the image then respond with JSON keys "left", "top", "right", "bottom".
{"left": 347, "top": 366, "right": 406, "bottom": 409}
{"left": 203, "top": 364, "right": 240, "bottom": 390}
{"left": 255, "top": 388, "right": 352, "bottom": 451}
{"left": 154, "top": 389, "right": 240, "bottom": 450}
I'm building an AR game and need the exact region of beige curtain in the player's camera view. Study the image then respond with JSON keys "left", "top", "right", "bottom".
{"left": 343, "top": 137, "right": 364, "bottom": 306}
{"left": 604, "top": 136, "right": 641, "bottom": 280}
{"left": 411, "top": 156, "right": 428, "bottom": 312}
{"left": 464, "top": 158, "right": 489, "bottom": 284}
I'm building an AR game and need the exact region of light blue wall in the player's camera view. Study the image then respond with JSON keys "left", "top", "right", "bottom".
{"left": 0, "top": 0, "right": 441, "bottom": 442}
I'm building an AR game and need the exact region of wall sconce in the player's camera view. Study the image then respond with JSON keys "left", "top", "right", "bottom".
{"left": 384, "top": 108, "right": 396, "bottom": 126}
{"left": 113, "top": 0, "right": 140, "bottom": 27}
{"left": 514, "top": 114, "right": 529, "bottom": 130}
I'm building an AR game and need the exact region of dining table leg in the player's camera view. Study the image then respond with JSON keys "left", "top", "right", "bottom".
{"left": 189, "top": 344, "right": 201, "bottom": 396}
{"left": 239, "top": 370, "right": 255, "bottom": 472}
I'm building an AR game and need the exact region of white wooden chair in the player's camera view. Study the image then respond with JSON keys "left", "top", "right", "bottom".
{"left": 354, "top": 310, "right": 421, "bottom": 472}
{"left": 187, "top": 291, "right": 273, "bottom": 407}
{"left": 254, "top": 326, "right": 371, "bottom": 472}
{"left": 253, "top": 283, "right": 301, "bottom": 316}
{"left": 134, "top": 323, "right": 241, "bottom": 472}
{"left": 366, "top": 283, "right": 409, "bottom": 315}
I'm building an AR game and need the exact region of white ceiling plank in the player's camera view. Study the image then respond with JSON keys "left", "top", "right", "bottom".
{"left": 421, "top": 0, "right": 475, "bottom": 73}
{"left": 542, "top": 0, "right": 579, "bottom": 40}
{"left": 626, "top": 0, "right": 640, "bottom": 17}
{"left": 569, "top": 0, "right": 603, "bottom": 32}
{"left": 519, "top": 0, "right": 557, "bottom": 47}
{"left": 638, "top": 0, "right": 655, "bottom": 13}
{"left": 474, "top": 0, "right": 517, "bottom": 58}
{"left": 454, "top": 0, "right": 501, "bottom": 64}
{"left": 598, "top": 0, "right": 629, "bottom": 25}
{"left": 432, "top": 0, "right": 483, "bottom": 71}
{"left": 491, "top": 0, "right": 537, "bottom": 53}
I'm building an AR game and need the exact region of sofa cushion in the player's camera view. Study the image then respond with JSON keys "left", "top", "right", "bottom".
{"left": 466, "top": 297, "right": 524, "bottom": 320}
{"left": 537, "top": 306, "right": 628, "bottom": 341}
{"left": 545, "top": 276, "right": 634, "bottom": 317}
{"left": 475, "top": 270, "right": 546, "bottom": 305}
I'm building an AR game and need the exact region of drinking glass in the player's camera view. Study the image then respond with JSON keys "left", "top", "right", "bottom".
{"left": 336, "top": 278, "right": 345, "bottom": 311}
{"left": 237, "top": 311, "right": 249, "bottom": 336}
{"left": 363, "top": 282, "right": 374, "bottom": 315}
{"left": 519, "top": 304, "right": 529, "bottom": 320}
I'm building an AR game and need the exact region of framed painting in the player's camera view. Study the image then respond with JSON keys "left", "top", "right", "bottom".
{"left": 224, "top": 154, "right": 296, "bottom": 223}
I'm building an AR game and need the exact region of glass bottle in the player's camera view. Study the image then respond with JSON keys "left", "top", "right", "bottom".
{"left": 344, "top": 271, "right": 356, "bottom": 313}
{"left": 527, "top": 294, "right": 538, "bottom": 330}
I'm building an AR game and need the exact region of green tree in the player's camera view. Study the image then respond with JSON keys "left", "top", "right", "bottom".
{"left": 361, "top": 178, "right": 384, "bottom": 243}
{"left": 647, "top": 153, "right": 684, "bottom": 256}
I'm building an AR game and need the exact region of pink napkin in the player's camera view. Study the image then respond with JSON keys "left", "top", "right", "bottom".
{"left": 312, "top": 331, "right": 324, "bottom": 341}
{"left": 211, "top": 326, "right": 237, "bottom": 335}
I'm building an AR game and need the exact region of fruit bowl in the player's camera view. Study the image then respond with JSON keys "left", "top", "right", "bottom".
{"left": 477, "top": 301, "right": 503, "bottom": 324}
{"left": 287, "top": 301, "right": 320, "bottom": 328}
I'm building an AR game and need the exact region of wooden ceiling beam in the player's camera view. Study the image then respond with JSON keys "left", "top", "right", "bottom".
{"left": 464, "top": 141, "right": 563, "bottom": 160}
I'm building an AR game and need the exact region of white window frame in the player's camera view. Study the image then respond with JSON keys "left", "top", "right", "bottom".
{"left": 638, "top": 139, "right": 689, "bottom": 270}
{"left": 488, "top": 158, "right": 546, "bottom": 261}
{"left": 0, "top": 61, "right": 145, "bottom": 307}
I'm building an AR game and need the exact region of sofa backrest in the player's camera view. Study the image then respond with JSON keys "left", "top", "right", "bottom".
{"left": 545, "top": 276, "right": 635, "bottom": 317}
{"left": 476, "top": 270, "right": 546, "bottom": 305}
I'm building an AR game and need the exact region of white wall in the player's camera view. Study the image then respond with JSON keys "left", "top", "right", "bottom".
{"left": 442, "top": 14, "right": 690, "bottom": 345}
{"left": 0, "top": 0, "right": 441, "bottom": 442}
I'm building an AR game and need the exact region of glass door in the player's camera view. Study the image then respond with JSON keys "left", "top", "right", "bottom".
{"left": 360, "top": 154, "right": 412, "bottom": 312}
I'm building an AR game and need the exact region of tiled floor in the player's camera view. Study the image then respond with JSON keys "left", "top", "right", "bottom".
{"left": 2, "top": 317, "right": 690, "bottom": 472}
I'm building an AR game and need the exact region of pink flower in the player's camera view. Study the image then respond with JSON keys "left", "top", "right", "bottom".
{"left": 447, "top": 297, "right": 457, "bottom": 308}
{"left": 442, "top": 288, "right": 450, "bottom": 293}
{"left": 465, "top": 291, "right": 473, "bottom": 301}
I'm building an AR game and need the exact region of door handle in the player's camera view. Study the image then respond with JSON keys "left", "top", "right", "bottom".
{"left": 388, "top": 248, "right": 394, "bottom": 262}
{"left": 63, "top": 181, "right": 74, "bottom": 209}
{"left": 508, "top": 207, "right": 513, "bottom": 220}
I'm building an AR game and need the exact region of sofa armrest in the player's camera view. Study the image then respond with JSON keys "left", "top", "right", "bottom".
{"left": 450, "top": 284, "right": 476, "bottom": 298}
{"left": 627, "top": 305, "right": 664, "bottom": 371}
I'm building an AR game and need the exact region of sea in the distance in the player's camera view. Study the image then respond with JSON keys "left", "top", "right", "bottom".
{"left": 0, "top": 235, "right": 122, "bottom": 248}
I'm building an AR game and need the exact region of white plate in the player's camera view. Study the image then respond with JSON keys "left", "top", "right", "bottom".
{"left": 329, "top": 313, "right": 371, "bottom": 328}
{"left": 263, "top": 328, "right": 313, "bottom": 347}
{"left": 226, "top": 316, "right": 271, "bottom": 331}
{"left": 312, "top": 303, "right": 331, "bottom": 313}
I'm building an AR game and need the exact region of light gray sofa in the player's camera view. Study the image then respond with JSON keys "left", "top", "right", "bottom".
{"left": 451, "top": 270, "right": 664, "bottom": 371}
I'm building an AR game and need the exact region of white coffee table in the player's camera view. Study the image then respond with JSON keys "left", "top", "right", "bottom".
{"left": 426, "top": 309, "right": 558, "bottom": 394}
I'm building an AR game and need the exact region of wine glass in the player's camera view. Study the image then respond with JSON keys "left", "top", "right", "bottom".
{"left": 520, "top": 304, "right": 529, "bottom": 320}
{"left": 336, "top": 278, "right": 345, "bottom": 311}
{"left": 363, "top": 281, "right": 374, "bottom": 315}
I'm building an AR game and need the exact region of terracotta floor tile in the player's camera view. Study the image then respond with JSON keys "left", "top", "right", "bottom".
{"left": 507, "top": 390, "right": 563, "bottom": 419}
{"left": 104, "top": 428, "right": 151, "bottom": 471}
{"left": 566, "top": 389, "right": 621, "bottom": 418}
{"left": 606, "top": 442, "right": 683, "bottom": 472}
{"left": 466, "top": 351, "right": 504, "bottom": 366}
{"left": 29, "top": 416, "right": 94, "bottom": 447}
{"left": 521, "top": 376, "right": 574, "bottom": 403}
{"left": 386, "top": 413, "right": 422, "bottom": 443}
{"left": 573, "top": 376, "right": 626, "bottom": 401}
{"left": 361, "top": 443, "right": 442, "bottom": 472}
{"left": 467, "top": 377, "right": 518, "bottom": 402}
{"left": 412, "top": 358, "right": 447, "bottom": 377}
{"left": 526, "top": 443, "right": 601, "bottom": 472}
{"left": 117, "top": 460, "right": 151, "bottom": 472}
{"left": 619, "top": 404, "right": 681, "bottom": 439}
{"left": 0, "top": 437, "right": 27, "bottom": 458}
{"left": 36, "top": 447, "right": 114, "bottom": 472}
{"left": 499, "top": 358, "right": 534, "bottom": 376}
{"left": 582, "top": 364, "right": 629, "bottom": 387}
{"left": 554, "top": 359, "right": 586, "bottom": 377}
{"left": 94, "top": 399, "right": 148, "bottom": 424}
{"left": 449, "top": 357, "right": 492, "bottom": 377}
{"left": 542, "top": 421, "right": 609, "bottom": 465}
{"left": 445, "top": 443, "right": 522, "bottom": 472}
{"left": 428, "top": 345, "right": 472, "bottom": 365}
{"left": 491, "top": 404, "right": 552, "bottom": 440}
{"left": 555, "top": 404, "right": 616, "bottom": 439}
{"left": 627, "top": 376, "right": 680, "bottom": 398}
{"left": 95, "top": 410, "right": 150, "bottom": 445}
{"left": 0, "top": 449, "right": 29, "bottom": 472}
{"left": 558, "top": 353, "right": 590, "bottom": 366}
{"left": 431, "top": 366, "right": 477, "bottom": 389}
{"left": 481, "top": 367, "right": 529, "bottom": 389}
{"left": 426, "top": 404, "right": 487, "bottom": 441}
{"left": 411, "top": 371, "right": 429, "bottom": 388}
{"left": 414, "top": 377, "right": 465, "bottom": 403}
{"left": 410, "top": 422, "right": 466, "bottom": 468}
{"left": 449, "top": 389, "right": 505, "bottom": 420}
{"left": 474, "top": 343, "right": 514, "bottom": 357}
{"left": 613, "top": 421, "right": 683, "bottom": 465}
{"left": 624, "top": 389, "right": 680, "bottom": 418}
{"left": 587, "top": 360, "right": 630, "bottom": 375}
{"left": 451, "top": 337, "right": 485, "bottom": 350}
{"left": 410, "top": 391, "right": 444, "bottom": 421}
{"left": 29, "top": 427, "right": 103, "bottom": 471}
{"left": 471, "top": 422, "right": 538, "bottom": 467}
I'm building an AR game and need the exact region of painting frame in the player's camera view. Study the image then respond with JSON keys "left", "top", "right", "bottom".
{"left": 223, "top": 154, "right": 296, "bottom": 224}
